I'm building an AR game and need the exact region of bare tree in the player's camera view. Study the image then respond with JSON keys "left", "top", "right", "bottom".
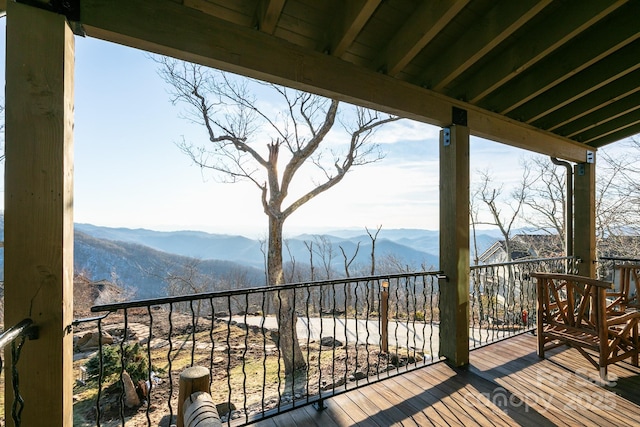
{"left": 474, "top": 168, "right": 530, "bottom": 262}
{"left": 157, "top": 58, "right": 401, "bottom": 374}
{"left": 366, "top": 225, "right": 382, "bottom": 311}
{"left": 366, "top": 225, "right": 383, "bottom": 275}
{"left": 165, "top": 259, "right": 215, "bottom": 327}
{"left": 339, "top": 242, "right": 360, "bottom": 312}
{"left": 521, "top": 157, "right": 565, "bottom": 251}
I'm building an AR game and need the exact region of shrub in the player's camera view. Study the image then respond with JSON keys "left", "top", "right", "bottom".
{"left": 85, "top": 343, "right": 149, "bottom": 384}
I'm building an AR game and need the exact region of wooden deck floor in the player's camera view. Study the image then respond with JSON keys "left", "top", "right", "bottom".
{"left": 249, "top": 333, "right": 640, "bottom": 426}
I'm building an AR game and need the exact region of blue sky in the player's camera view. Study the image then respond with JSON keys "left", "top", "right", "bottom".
{"left": 1, "top": 21, "right": 536, "bottom": 238}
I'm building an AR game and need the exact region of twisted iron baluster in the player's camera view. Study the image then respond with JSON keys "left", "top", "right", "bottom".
{"left": 275, "top": 289, "right": 282, "bottom": 414}
{"left": 242, "top": 293, "right": 249, "bottom": 424}
{"left": 261, "top": 291, "right": 267, "bottom": 416}
{"left": 209, "top": 297, "right": 215, "bottom": 389}
{"left": 331, "top": 283, "right": 337, "bottom": 394}
{"left": 364, "top": 280, "right": 372, "bottom": 378}
{"left": 167, "top": 303, "right": 174, "bottom": 424}
{"left": 190, "top": 300, "right": 196, "bottom": 366}
{"left": 305, "top": 286, "right": 311, "bottom": 404}
{"left": 343, "top": 281, "right": 349, "bottom": 390}
{"left": 11, "top": 335, "right": 27, "bottom": 427}
{"left": 353, "top": 280, "right": 360, "bottom": 385}
{"left": 146, "top": 305, "right": 154, "bottom": 426}
{"left": 226, "top": 295, "right": 233, "bottom": 425}
{"left": 96, "top": 317, "right": 105, "bottom": 427}
{"left": 118, "top": 308, "right": 129, "bottom": 424}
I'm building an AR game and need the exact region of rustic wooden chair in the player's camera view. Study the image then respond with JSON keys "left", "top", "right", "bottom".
{"left": 532, "top": 272, "right": 640, "bottom": 379}
{"left": 606, "top": 264, "right": 640, "bottom": 314}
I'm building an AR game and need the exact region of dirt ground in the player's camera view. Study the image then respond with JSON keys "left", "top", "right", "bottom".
{"left": 71, "top": 308, "right": 408, "bottom": 427}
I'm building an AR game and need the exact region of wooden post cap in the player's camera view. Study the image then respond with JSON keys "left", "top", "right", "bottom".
{"left": 178, "top": 366, "right": 211, "bottom": 427}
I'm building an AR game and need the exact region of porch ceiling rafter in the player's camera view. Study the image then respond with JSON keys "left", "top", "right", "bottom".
{"left": 80, "top": 0, "right": 590, "bottom": 163}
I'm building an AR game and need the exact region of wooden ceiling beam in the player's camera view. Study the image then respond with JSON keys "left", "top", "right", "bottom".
{"left": 544, "top": 69, "right": 640, "bottom": 133}
{"left": 426, "top": 0, "right": 551, "bottom": 91}
{"left": 331, "top": 0, "right": 380, "bottom": 58}
{"left": 256, "top": 0, "right": 286, "bottom": 35}
{"left": 563, "top": 94, "right": 640, "bottom": 139}
{"left": 454, "top": 0, "right": 626, "bottom": 104}
{"left": 520, "top": 40, "right": 640, "bottom": 126}
{"left": 183, "top": 0, "right": 254, "bottom": 27}
{"left": 375, "top": 0, "right": 468, "bottom": 77}
{"left": 80, "top": 0, "right": 590, "bottom": 162}
{"left": 575, "top": 110, "right": 640, "bottom": 145}
{"left": 481, "top": 3, "right": 640, "bottom": 115}
{"left": 587, "top": 123, "right": 640, "bottom": 148}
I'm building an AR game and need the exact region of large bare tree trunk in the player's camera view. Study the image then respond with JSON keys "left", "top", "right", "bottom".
{"left": 268, "top": 216, "right": 306, "bottom": 374}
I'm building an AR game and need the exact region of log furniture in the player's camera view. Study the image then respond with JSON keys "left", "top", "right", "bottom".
{"left": 532, "top": 272, "right": 640, "bottom": 379}
{"left": 607, "top": 264, "right": 640, "bottom": 315}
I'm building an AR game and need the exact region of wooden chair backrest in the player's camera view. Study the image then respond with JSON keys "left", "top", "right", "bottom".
{"left": 618, "top": 264, "right": 640, "bottom": 309}
{"left": 532, "top": 272, "right": 612, "bottom": 332}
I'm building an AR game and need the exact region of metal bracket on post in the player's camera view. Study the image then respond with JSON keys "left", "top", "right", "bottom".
{"left": 586, "top": 151, "right": 595, "bottom": 164}
{"left": 443, "top": 127, "right": 451, "bottom": 146}
{"left": 16, "top": 0, "right": 84, "bottom": 34}
{"left": 577, "top": 163, "right": 586, "bottom": 176}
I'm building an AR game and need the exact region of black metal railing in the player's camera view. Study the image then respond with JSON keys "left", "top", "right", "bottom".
{"left": 72, "top": 271, "right": 442, "bottom": 426}
{"left": 469, "top": 256, "right": 578, "bottom": 348}
{"left": 0, "top": 318, "right": 38, "bottom": 427}
{"left": 597, "top": 256, "right": 640, "bottom": 281}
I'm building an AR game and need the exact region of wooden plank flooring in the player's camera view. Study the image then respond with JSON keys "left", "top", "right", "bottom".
{"left": 248, "top": 333, "right": 640, "bottom": 426}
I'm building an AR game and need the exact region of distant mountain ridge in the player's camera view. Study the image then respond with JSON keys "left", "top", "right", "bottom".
{"left": 75, "top": 223, "right": 502, "bottom": 273}
{"left": 0, "top": 219, "right": 504, "bottom": 300}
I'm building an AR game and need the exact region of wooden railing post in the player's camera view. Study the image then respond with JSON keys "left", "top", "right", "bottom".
{"left": 381, "top": 281, "right": 389, "bottom": 353}
{"left": 178, "top": 366, "right": 213, "bottom": 427}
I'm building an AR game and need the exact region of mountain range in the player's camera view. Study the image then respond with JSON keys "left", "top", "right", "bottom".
{"left": 1, "top": 217, "right": 503, "bottom": 300}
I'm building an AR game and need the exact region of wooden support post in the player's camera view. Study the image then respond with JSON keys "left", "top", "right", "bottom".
{"left": 381, "top": 281, "right": 389, "bottom": 353}
{"left": 439, "top": 124, "right": 470, "bottom": 367}
{"left": 178, "top": 366, "right": 211, "bottom": 427}
{"left": 574, "top": 160, "right": 596, "bottom": 278}
{"left": 4, "top": 3, "right": 75, "bottom": 426}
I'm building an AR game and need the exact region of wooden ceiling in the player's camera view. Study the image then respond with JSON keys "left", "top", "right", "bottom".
{"left": 12, "top": 0, "right": 640, "bottom": 162}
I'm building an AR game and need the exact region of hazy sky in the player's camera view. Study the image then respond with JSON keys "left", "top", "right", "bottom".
{"left": 1, "top": 22, "right": 542, "bottom": 238}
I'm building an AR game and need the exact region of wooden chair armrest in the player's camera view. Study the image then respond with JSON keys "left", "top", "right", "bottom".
{"left": 606, "top": 311, "right": 640, "bottom": 326}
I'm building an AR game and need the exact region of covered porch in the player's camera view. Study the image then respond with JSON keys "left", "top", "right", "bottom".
{"left": 2, "top": 1, "right": 639, "bottom": 425}
{"left": 258, "top": 333, "right": 640, "bottom": 427}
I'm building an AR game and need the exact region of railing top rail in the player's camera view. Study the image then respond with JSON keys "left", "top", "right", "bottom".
{"left": 470, "top": 256, "right": 578, "bottom": 271}
{"left": 90, "top": 270, "right": 442, "bottom": 313}
{"left": 0, "top": 318, "right": 36, "bottom": 352}
{"left": 598, "top": 256, "right": 640, "bottom": 263}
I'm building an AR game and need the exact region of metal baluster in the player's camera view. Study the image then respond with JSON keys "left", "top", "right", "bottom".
{"left": 11, "top": 336, "right": 27, "bottom": 427}
{"left": 364, "top": 280, "right": 372, "bottom": 378}
{"left": 353, "top": 280, "right": 360, "bottom": 385}
{"left": 331, "top": 283, "right": 337, "bottom": 394}
{"left": 226, "top": 295, "right": 233, "bottom": 425}
{"left": 291, "top": 287, "right": 297, "bottom": 406}
{"left": 96, "top": 317, "right": 105, "bottom": 427}
{"left": 243, "top": 293, "right": 249, "bottom": 424}
{"left": 261, "top": 291, "right": 267, "bottom": 416}
{"left": 393, "top": 279, "right": 400, "bottom": 376}
{"left": 410, "top": 275, "right": 418, "bottom": 365}
{"left": 209, "top": 298, "right": 215, "bottom": 389}
{"left": 276, "top": 289, "right": 282, "bottom": 414}
{"left": 146, "top": 305, "right": 154, "bottom": 426}
{"left": 305, "top": 286, "right": 311, "bottom": 405}
{"left": 190, "top": 300, "right": 196, "bottom": 366}
{"left": 119, "top": 308, "right": 128, "bottom": 425}
{"left": 316, "top": 284, "right": 324, "bottom": 410}
{"left": 343, "top": 281, "right": 349, "bottom": 390}
{"left": 167, "top": 303, "right": 174, "bottom": 424}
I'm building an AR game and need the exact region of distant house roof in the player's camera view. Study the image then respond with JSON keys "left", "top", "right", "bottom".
{"left": 477, "top": 234, "right": 563, "bottom": 263}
